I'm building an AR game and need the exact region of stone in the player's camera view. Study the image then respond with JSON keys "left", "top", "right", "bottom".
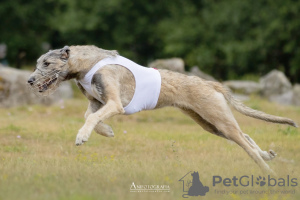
{"left": 223, "top": 80, "right": 262, "bottom": 95}
{"left": 232, "top": 93, "right": 250, "bottom": 101}
{"left": 188, "top": 66, "right": 217, "bottom": 81}
{"left": 260, "top": 69, "right": 292, "bottom": 98}
{"left": 259, "top": 83, "right": 300, "bottom": 106}
{"left": 292, "top": 84, "right": 300, "bottom": 106}
{"left": 269, "top": 91, "right": 293, "bottom": 106}
{"left": 0, "top": 44, "right": 6, "bottom": 59}
{"left": 0, "top": 44, "right": 8, "bottom": 66}
{"left": 148, "top": 58, "right": 185, "bottom": 73}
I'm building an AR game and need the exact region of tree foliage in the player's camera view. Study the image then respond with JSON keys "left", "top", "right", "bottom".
{"left": 1, "top": 0, "right": 300, "bottom": 82}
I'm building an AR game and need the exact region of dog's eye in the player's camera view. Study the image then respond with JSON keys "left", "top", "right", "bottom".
{"left": 44, "top": 62, "right": 50, "bottom": 67}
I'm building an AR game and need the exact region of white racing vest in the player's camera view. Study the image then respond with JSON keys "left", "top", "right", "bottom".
{"left": 78, "top": 55, "right": 161, "bottom": 115}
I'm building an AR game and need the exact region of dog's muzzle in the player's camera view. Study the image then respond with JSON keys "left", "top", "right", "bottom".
{"left": 27, "top": 70, "right": 61, "bottom": 96}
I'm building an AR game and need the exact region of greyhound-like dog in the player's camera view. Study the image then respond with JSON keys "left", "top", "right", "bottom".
{"left": 28, "top": 45, "right": 297, "bottom": 174}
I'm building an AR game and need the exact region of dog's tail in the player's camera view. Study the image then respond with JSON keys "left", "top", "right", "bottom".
{"left": 211, "top": 82, "right": 298, "bottom": 127}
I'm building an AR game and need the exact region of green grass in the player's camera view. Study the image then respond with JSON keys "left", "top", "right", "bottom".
{"left": 0, "top": 96, "right": 299, "bottom": 200}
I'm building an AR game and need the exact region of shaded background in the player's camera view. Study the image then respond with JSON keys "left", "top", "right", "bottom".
{"left": 1, "top": 0, "right": 300, "bottom": 82}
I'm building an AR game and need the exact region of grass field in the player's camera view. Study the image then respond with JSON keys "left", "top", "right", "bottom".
{"left": 0, "top": 89, "right": 299, "bottom": 200}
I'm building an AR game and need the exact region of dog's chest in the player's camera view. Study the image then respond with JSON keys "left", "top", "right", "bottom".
{"left": 90, "top": 73, "right": 106, "bottom": 104}
{"left": 78, "top": 55, "right": 161, "bottom": 115}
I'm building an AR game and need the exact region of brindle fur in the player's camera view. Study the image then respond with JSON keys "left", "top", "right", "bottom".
{"left": 28, "top": 45, "right": 298, "bottom": 175}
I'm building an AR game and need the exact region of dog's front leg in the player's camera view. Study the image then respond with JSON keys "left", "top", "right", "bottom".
{"left": 85, "top": 100, "right": 115, "bottom": 137}
{"left": 75, "top": 100, "right": 124, "bottom": 145}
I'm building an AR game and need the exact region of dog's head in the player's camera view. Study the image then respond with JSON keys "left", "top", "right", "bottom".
{"left": 28, "top": 46, "right": 71, "bottom": 96}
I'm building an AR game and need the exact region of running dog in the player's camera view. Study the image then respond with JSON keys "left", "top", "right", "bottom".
{"left": 28, "top": 45, "right": 297, "bottom": 174}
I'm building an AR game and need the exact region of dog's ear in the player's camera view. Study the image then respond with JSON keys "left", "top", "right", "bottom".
{"left": 60, "top": 46, "right": 70, "bottom": 60}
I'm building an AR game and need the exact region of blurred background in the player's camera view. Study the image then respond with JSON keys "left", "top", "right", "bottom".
{"left": 1, "top": 0, "right": 300, "bottom": 82}
{"left": 1, "top": 2, "right": 300, "bottom": 200}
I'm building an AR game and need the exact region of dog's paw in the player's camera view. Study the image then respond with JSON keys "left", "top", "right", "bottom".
{"left": 269, "top": 149, "right": 277, "bottom": 159}
{"left": 75, "top": 133, "right": 89, "bottom": 146}
{"left": 94, "top": 123, "right": 114, "bottom": 137}
{"left": 261, "top": 149, "right": 277, "bottom": 161}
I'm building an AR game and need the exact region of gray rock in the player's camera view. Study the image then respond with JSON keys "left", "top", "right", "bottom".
{"left": 269, "top": 91, "right": 293, "bottom": 106}
{"left": 223, "top": 80, "right": 262, "bottom": 95}
{"left": 263, "top": 84, "right": 300, "bottom": 106}
{"left": 232, "top": 93, "right": 250, "bottom": 101}
{"left": 0, "top": 44, "right": 7, "bottom": 59}
{"left": 57, "top": 81, "right": 74, "bottom": 99}
{"left": 260, "top": 69, "right": 292, "bottom": 98}
{"left": 292, "top": 84, "right": 300, "bottom": 106}
{"left": 0, "top": 66, "right": 73, "bottom": 107}
{"left": 148, "top": 58, "right": 185, "bottom": 73}
{"left": 188, "top": 66, "right": 217, "bottom": 81}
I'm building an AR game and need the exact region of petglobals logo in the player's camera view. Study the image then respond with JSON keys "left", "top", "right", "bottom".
{"left": 179, "top": 171, "right": 209, "bottom": 198}
{"left": 212, "top": 175, "right": 298, "bottom": 187}
{"left": 178, "top": 172, "right": 298, "bottom": 198}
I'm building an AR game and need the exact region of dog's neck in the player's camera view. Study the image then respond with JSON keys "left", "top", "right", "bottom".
{"left": 65, "top": 45, "right": 119, "bottom": 80}
{"left": 66, "top": 58, "right": 99, "bottom": 80}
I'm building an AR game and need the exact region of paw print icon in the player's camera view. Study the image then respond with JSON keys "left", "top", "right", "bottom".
{"left": 256, "top": 176, "right": 266, "bottom": 186}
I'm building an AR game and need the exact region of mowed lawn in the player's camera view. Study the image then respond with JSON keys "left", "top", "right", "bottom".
{"left": 0, "top": 92, "right": 299, "bottom": 200}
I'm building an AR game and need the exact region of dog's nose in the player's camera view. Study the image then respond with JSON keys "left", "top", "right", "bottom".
{"left": 27, "top": 77, "right": 35, "bottom": 85}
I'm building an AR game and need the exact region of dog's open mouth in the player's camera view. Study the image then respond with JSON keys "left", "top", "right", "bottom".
{"left": 29, "top": 71, "right": 60, "bottom": 96}
{"left": 37, "top": 77, "right": 58, "bottom": 92}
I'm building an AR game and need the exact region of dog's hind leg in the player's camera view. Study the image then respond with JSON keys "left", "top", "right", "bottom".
{"left": 94, "top": 123, "right": 114, "bottom": 137}
{"left": 243, "top": 134, "right": 276, "bottom": 161}
{"left": 181, "top": 107, "right": 275, "bottom": 174}
{"left": 187, "top": 91, "right": 275, "bottom": 174}
{"left": 230, "top": 133, "right": 275, "bottom": 175}
{"left": 214, "top": 121, "right": 274, "bottom": 174}
{"left": 180, "top": 108, "right": 226, "bottom": 138}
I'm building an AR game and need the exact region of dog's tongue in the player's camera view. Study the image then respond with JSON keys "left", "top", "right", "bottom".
{"left": 38, "top": 84, "right": 48, "bottom": 92}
